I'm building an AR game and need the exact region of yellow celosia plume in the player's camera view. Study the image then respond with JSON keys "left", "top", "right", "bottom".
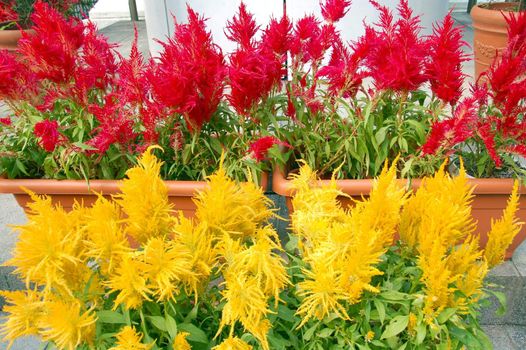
{"left": 116, "top": 146, "right": 175, "bottom": 244}
{"left": 485, "top": 181, "right": 523, "bottom": 268}
{"left": 110, "top": 326, "right": 152, "bottom": 350}
{"left": 173, "top": 332, "right": 191, "bottom": 350}
{"left": 213, "top": 336, "right": 253, "bottom": 350}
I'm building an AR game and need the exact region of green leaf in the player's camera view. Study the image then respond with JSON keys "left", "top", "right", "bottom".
{"left": 381, "top": 315, "right": 409, "bottom": 339}
{"left": 374, "top": 300, "right": 386, "bottom": 324}
{"left": 147, "top": 316, "right": 167, "bottom": 332}
{"left": 165, "top": 314, "right": 178, "bottom": 339}
{"left": 178, "top": 323, "right": 208, "bottom": 344}
{"left": 303, "top": 323, "right": 318, "bottom": 341}
{"left": 318, "top": 328, "right": 334, "bottom": 338}
{"left": 437, "top": 308, "right": 457, "bottom": 324}
{"left": 415, "top": 323, "right": 426, "bottom": 345}
{"left": 487, "top": 289, "right": 507, "bottom": 316}
{"left": 277, "top": 304, "right": 296, "bottom": 323}
{"left": 97, "top": 310, "right": 127, "bottom": 324}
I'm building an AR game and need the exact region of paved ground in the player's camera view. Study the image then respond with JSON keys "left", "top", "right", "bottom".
{"left": 1, "top": 10, "right": 525, "bottom": 350}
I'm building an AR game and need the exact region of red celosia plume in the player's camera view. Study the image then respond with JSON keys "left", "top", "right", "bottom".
{"left": 248, "top": 136, "right": 291, "bottom": 161}
{"left": 320, "top": 0, "right": 352, "bottom": 23}
{"left": 426, "top": 12, "right": 469, "bottom": 105}
{"left": 225, "top": 2, "right": 259, "bottom": 50}
{"left": 34, "top": 119, "right": 64, "bottom": 152}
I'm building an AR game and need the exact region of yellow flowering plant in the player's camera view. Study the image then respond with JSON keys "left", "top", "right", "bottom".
{"left": 0, "top": 147, "right": 522, "bottom": 350}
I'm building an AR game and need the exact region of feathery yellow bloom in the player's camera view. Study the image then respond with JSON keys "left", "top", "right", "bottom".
{"left": 485, "top": 181, "right": 523, "bottom": 268}
{"left": 213, "top": 336, "right": 253, "bottom": 350}
{"left": 173, "top": 332, "right": 191, "bottom": 350}
{"left": 227, "top": 227, "right": 289, "bottom": 302}
{"left": 365, "top": 330, "right": 375, "bottom": 343}
{"left": 116, "top": 146, "right": 174, "bottom": 245}
{"left": 0, "top": 290, "right": 44, "bottom": 347}
{"left": 219, "top": 274, "right": 271, "bottom": 349}
{"left": 174, "top": 215, "right": 216, "bottom": 298}
{"left": 142, "top": 237, "right": 193, "bottom": 301}
{"left": 194, "top": 165, "right": 273, "bottom": 239}
{"left": 296, "top": 262, "right": 350, "bottom": 326}
{"left": 39, "top": 299, "right": 97, "bottom": 350}
{"left": 84, "top": 196, "right": 130, "bottom": 275}
{"left": 106, "top": 254, "right": 151, "bottom": 310}
{"left": 110, "top": 326, "right": 152, "bottom": 350}
{"left": 5, "top": 192, "right": 84, "bottom": 294}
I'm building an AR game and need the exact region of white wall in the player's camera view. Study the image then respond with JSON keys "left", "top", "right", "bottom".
{"left": 91, "top": 0, "right": 145, "bottom": 19}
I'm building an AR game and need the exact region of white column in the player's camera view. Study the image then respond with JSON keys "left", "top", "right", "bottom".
{"left": 143, "top": 0, "right": 284, "bottom": 57}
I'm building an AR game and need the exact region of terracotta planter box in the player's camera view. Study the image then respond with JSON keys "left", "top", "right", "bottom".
{"left": 471, "top": 2, "right": 519, "bottom": 78}
{"left": 0, "top": 174, "right": 268, "bottom": 218}
{"left": 272, "top": 168, "right": 526, "bottom": 259}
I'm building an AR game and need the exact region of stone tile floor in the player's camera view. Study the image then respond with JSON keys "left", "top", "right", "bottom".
{"left": 1, "top": 10, "right": 526, "bottom": 350}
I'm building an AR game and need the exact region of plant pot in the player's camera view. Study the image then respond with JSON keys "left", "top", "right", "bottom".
{"left": 0, "top": 173, "right": 268, "bottom": 218}
{"left": 272, "top": 168, "right": 526, "bottom": 259}
{"left": 0, "top": 29, "right": 25, "bottom": 51}
{"left": 471, "top": 2, "right": 519, "bottom": 78}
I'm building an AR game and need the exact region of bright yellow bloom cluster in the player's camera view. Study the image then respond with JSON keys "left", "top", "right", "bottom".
{"left": 291, "top": 160, "right": 406, "bottom": 326}
{"left": 1, "top": 147, "right": 284, "bottom": 350}
{"left": 399, "top": 161, "right": 522, "bottom": 322}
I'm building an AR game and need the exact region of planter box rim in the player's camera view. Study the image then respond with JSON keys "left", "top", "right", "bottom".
{"left": 0, "top": 173, "right": 268, "bottom": 197}
{"left": 272, "top": 168, "right": 524, "bottom": 197}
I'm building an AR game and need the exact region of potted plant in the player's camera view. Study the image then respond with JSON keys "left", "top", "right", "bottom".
{"left": 0, "top": 0, "right": 98, "bottom": 50}
{"left": 471, "top": 0, "right": 525, "bottom": 77}
{"left": 271, "top": 0, "right": 526, "bottom": 258}
{"left": 0, "top": 2, "right": 288, "bottom": 215}
{"left": 0, "top": 149, "right": 521, "bottom": 349}
{"left": 422, "top": 9, "right": 526, "bottom": 258}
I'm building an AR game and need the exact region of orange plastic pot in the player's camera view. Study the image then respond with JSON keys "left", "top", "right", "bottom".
{"left": 0, "top": 173, "right": 268, "bottom": 218}
{"left": 471, "top": 2, "right": 519, "bottom": 78}
{"left": 272, "top": 168, "right": 526, "bottom": 259}
{"left": 0, "top": 27, "right": 34, "bottom": 51}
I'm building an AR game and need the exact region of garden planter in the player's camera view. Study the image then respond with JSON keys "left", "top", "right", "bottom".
{"left": 0, "top": 173, "right": 268, "bottom": 218}
{"left": 0, "top": 28, "right": 25, "bottom": 51}
{"left": 471, "top": 2, "right": 519, "bottom": 78}
{"left": 272, "top": 168, "right": 526, "bottom": 259}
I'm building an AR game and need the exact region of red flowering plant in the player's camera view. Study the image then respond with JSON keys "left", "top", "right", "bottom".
{"left": 0, "top": 1, "right": 286, "bottom": 182}
{"left": 274, "top": 0, "right": 470, "bottom": 179}
{"left": 422, "top": 10, "right": 526, "bottom": 178}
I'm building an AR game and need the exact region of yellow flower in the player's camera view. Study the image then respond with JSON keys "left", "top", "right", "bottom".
{"left": 116, "top": 146, "right": 174, "bottom": 245}
{"left": 106, "top": 254, "right": 151, "bottom": 310}
{"left": 485, "top": 181, "right": 523, "bottom": 268}
{"left": 212, "top": 336, "right": 253, "bottom": 350}
{"left": 408, "top": 313, "right": 418, "bottom": 335}
{"left": 0, "top": 290, "right": 44, "bottom": 347}
{"left": 173, "top": 332, "right": 191, "bottom": 350}
{"left": 365, "top": 330, "right": 375, "bottom": 342}
{"left": 142, "top": 237, "right": 193, "bottom": 302}
{"left": 227, "top": 227, "right": 289, "bottom": 302}
{"left": 174, "top": 215, "right": 216, "bottom": 298}
{"left": 110, "top": 326, "right": 152, "bottom": 350}
{"left": 5, "top": 192, "right": 84, "bottom": 293}
{"left": 39, "top": 299, "right": 97, "bottom": 350}
{"left": 219, "top": 274, "right": 271, "bottom": 350}
{"left": 194, "top": 164, "right": 273, "bottom": 239}
{"left": 84, "top": 195, "right": 130, "bottom": 275}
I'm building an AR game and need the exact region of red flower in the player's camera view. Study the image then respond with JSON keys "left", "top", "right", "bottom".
{"left": 149, "top": 6, "right": 225, "bottom": 132}
{"left": 0, "top": 1, "right": 18, "bottom": 22}
{"left": 0, "top": 51, "right": 37, "bottom": 101}
{"left": 506, "top": 145, "right": 526, "bottom": 159}
{"left": 225, "top": 2, "right": 259, "bottom": 50}
{"left": 34, "top": 119, "right": 63, "bottom": 152}
{"left": 117, "top": 27, "right": 148, "bottom": 105}
{"left": 364, "top": 0, "right": 428, "bottom": 91}
{"left": 261, "top": 16, "right": 291, "bottom": 57}
{"left": 19, "top": 1, "right": 84, "bottom": 83}
{"left": 426, "top": 12, "right": 469, "bottom": 105}
{"left": 0, "top": 117, "right": 12, "bottom": 126}
{"left": 422, "top": 96, "right": 479, "bottom": 155}
{"left": 248, "top": 136, "right": 291, "bottom": 161}
{"left": 478, "top": 121, "right": 502, "bottom": 167}
{"left": 290, "top": 15, "right": 335, "bottom": 65}
{"left": 320, "top": 0, "right": 352, "bottom": 23}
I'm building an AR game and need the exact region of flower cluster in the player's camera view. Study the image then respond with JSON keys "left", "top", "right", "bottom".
{"left": 423, "top": 11, "right": 526, "bottom": 177}
{"left": 1, "top": 150, "right": 521, "bottom": 349}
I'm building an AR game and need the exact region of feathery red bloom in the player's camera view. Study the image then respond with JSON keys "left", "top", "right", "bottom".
{"left": 364, "top": 0, "right": 428, "bottom": 91}
{"left": 0, "top": 117, "right": 11, "bottom": 126}
{"left": 0, "top": 1, "right": 18, "bottom": 22}
{"left": 422, "top": 96, "right": 479, "bottom": 155}
{"left": 261, "top": 16, "right": 291, "bottom": 57}
{"left": 506, "top": 145, "right": 526, "bottom": 159}
{"left": 149, "top": 6, "right": 225, "bottom": 132}
{"left": 0, "top": 51, "right": 37, "bottom": 100}
{"left": 248, "top": 136, "right": 291, "bottom": 161}
{"left": 320, "top": 0, "right": 352, "bottom": 23}
{"left": 478, "top": 121, "right": 502, "bottom": 167}
{"left": 426, "top": 12, "right": 469, "bottom": 105}
{"left": 34, "top": 119, "right": 63, "bottom": 152}
{"left": 290, "top": 15, "right": 335, "bottom": 65}
{"left": 19, "top": 1, "right": 84, "bottom": 83}
{"left": 225, "top": 2, "right": 259, "bottom": 49}
{"left": 117, "top": 27, "right": 148, "bottom": 105}
{"left": 317, "top": 39, "right": 366, "bottom": 98}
